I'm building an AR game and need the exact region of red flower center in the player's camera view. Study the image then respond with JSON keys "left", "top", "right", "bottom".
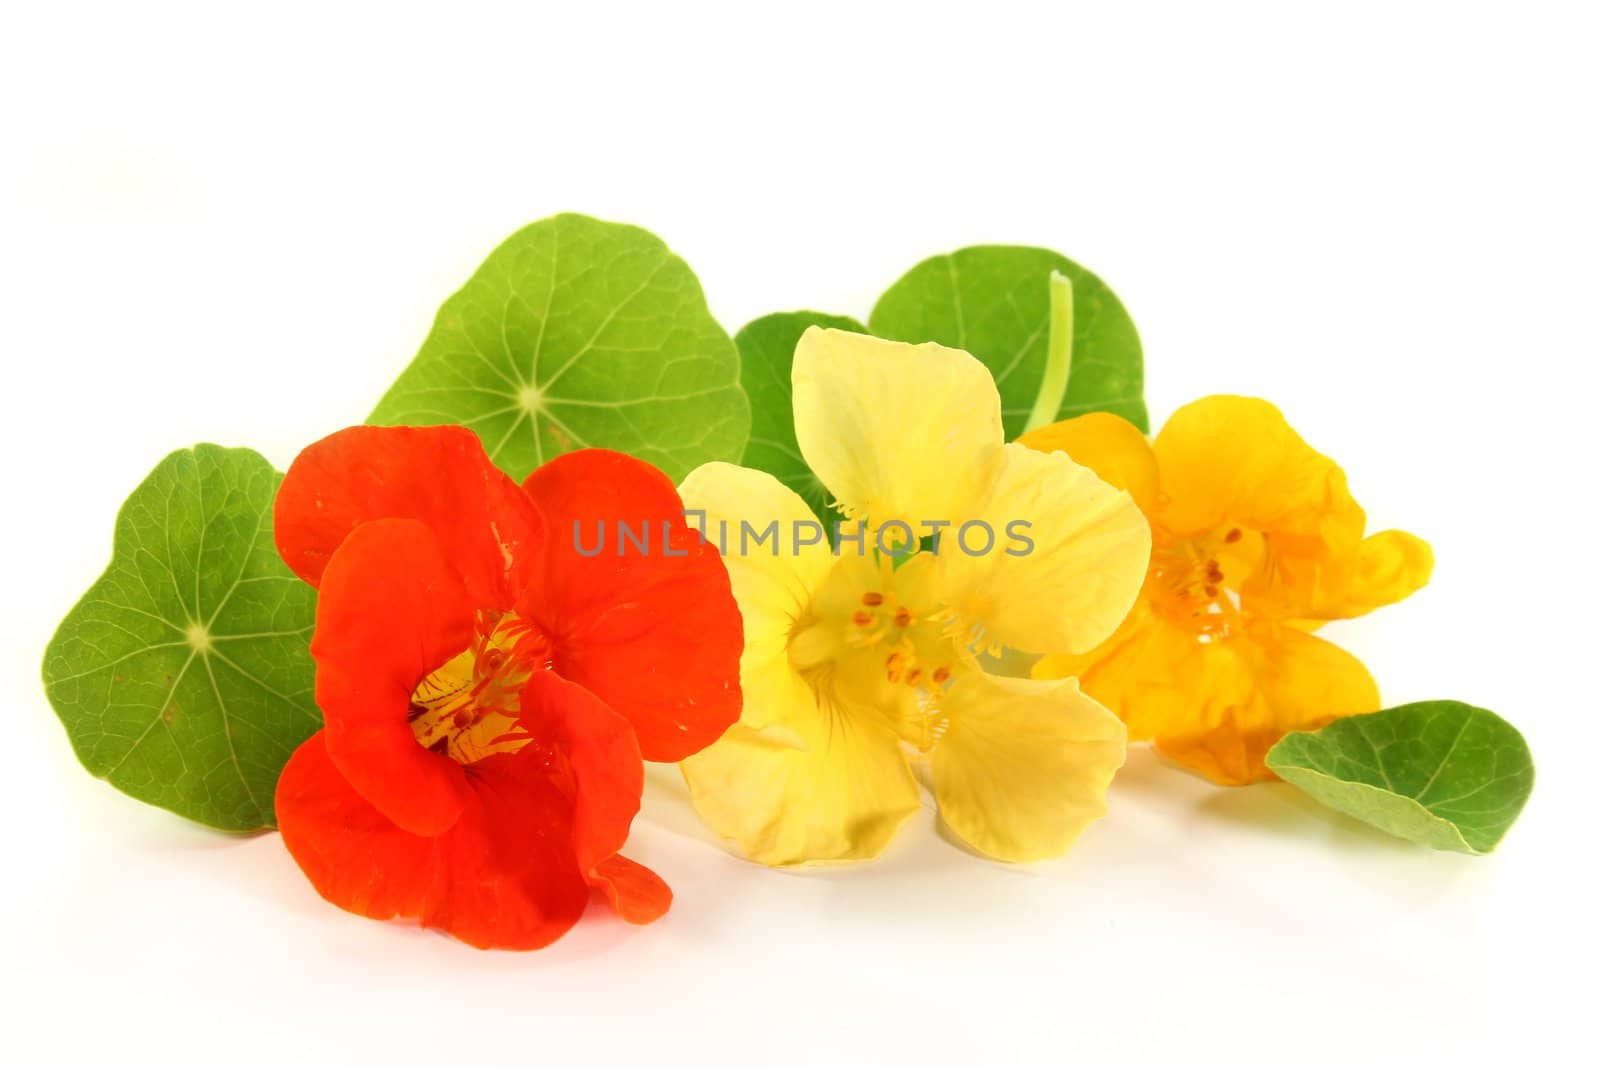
{"left": 407, "top": 610, "right": 554, "bottom": 764}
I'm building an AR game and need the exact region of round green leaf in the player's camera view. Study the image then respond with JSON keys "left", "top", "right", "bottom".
{"left": 42, "top": 446, "right": 320, "bottom": 831}
{"left": 869, "top": 245, "right": 1147, "bottom": 437}
{"left": 1266, "top": 700, "right": 1534, "bottom": 855}
{"left": 737, "top": 310, "right": 867, "bottom": 517}
{"left": 369, "top": 212, "right": 750, "bottom": 482}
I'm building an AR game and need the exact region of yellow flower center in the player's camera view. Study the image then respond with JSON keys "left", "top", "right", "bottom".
{"left": 1148, "top": 524, "right": 1269, "bottom": 637}
{"left": 785, "top": 555, "right": 961, "bottom": 751}
{"left": 409, "top": 610, "right": 553, "bottom": 764}
{"left": 841, "top": 585, "right": 956, "bottom": 688}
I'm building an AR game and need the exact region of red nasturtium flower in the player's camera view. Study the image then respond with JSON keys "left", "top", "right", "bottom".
{"left": 270, "top": 426, "right": 742, "bottom": 949}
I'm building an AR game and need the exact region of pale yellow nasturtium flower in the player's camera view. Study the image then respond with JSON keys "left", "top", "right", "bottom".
{"left": 677, "top": 328, "right": 1151, "bottom": 865}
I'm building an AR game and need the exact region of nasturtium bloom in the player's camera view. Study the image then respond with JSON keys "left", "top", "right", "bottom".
{"left": 678, "top": 328, "right": 1150, "bottom": 865}
{"left": 271, "top": 426, "right": 742, "bottom": 949}
{"left": 1024, "top": 398, "right": 1433, "bottom": 786}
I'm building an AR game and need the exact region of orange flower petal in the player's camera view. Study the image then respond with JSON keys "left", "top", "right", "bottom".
{"left": 1157, "top": 627, "right": 1379, "bottom": 785}
{"left": 1033, "top": 598, "right": 1182, "bottom": 744}
{"left": 1017, "top": 411, "right": 1160, "bottom": 514}
{"left": 1151, "top": 396, "right": 1364, "bottom": 549}
{"left": 275, "top": 425, "right": 542, "bottom": 608}
{"left": 1304, "top": 528, "right": 1435, "bottom": 620}
{"left": 1040, "top": 609, "right": 1381, "bottom": 785}
{"left": 312, "top": 518, "right": 476, "bottom": 836}
{"left": 519, "top": 449, "right": 743, "bottom": 762}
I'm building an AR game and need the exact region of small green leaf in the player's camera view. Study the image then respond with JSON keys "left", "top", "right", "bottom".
{"left": 1266, "top": 700, "right": 1534, "bottom": 854}
{"left": 736, "top": 310, "right": 867, "bottom": 517}
{"left": 869, "top": 245, "right": 1147, "bottom": 436}
{"left": 43, "top": 446, "right": 320, "bottom": 831}
{"left": 370, "top": 212, "right": 750, "bottom": 482}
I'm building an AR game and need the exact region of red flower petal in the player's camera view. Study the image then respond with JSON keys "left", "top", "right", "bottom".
{"left": 518, "top": 670, "right": 642, "bottom": 877}
{"left": 276, "top": 732, "right": 590, "bottom": 951}
{"left": 519, "top": 449, "right": 743, "bottom": 762}
{"left": 430, "top": 748, "right": 591, "bottom": 950}
{"left": 275, "top": 425, "right": 542, "bottom": 609}
{"left": 515, "top": 670, "right": 671, "bottom": 923}
{"left": 312, "top": 518, "right": 475, "bottom": 836}
{"left": 275, "top": 731, "right": 434, "bottom": 922}
{"left": 589, "top": 854, "right": 673, "bottom": 925}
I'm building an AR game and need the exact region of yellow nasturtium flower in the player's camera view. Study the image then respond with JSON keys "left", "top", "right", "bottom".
{"left": 1024, "top": 398, "right": 1433, "bottom": 786}
{"left": 677, "top": 328, "right": 1151, "bottom": 865}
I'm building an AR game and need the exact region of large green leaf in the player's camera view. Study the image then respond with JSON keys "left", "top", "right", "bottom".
{"left": 369, "top": 212, "right": 750, "bottom": 482}
{"left": 869, "top": 245, "right": 1147, "bottom": 436}
{"left": 42, "top": 446, "right": 320, "bottom": 831}
{"left": 1266, "top": 700, "right": 1534, "bottom": 854}
{"left": 736, "top": 310, "right": 867, "bottom": 517}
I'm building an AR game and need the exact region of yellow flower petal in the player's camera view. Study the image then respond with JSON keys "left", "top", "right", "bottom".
{"left": 677, "top": 461, "right": 921, "bottom": 865}
{"left": 931, "top": 671, "right": 1127, "bottom": 862}
{"left": 1017, "top": 411, "right": 1160, "bottom": 513}
{"left": 934, "top": 443, "right": 1151, "bottom": 655}
{"left": 680, "top": 684, "right": 921, "bottom": 866}
{"left": 1307, "top": 528, "right": 1435, "bottom": 620}
{"left": 1152, "top": 395, "right": 1364, "bottom": 549}
{"left": 678, "top": 462, "right": 833, "bottom": 726}
{"left": 791, "top": 327, "right": 1002, "bottom": 527}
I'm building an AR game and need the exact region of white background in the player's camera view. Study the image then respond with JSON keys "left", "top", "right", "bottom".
{"left": 3, "top": 3, "right": 1594, "bottom": 1063}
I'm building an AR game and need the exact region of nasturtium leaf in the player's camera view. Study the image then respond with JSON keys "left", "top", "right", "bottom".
{"left": 1266, "top": 700, "right": 1534, "bottom": 854}
{"left": 43, "top": 446, "right": 319, "bottom": 832}
{"left": 736, "top": 310, "right": 867, "bottom": 517}
{"left": 369, "top": 212, "right": 750, "bottom": 482}
{"left": 869, "top": 245, "right": 1147, "bottom": 437}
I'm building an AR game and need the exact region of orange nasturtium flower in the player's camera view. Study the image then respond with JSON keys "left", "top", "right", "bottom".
{"left": 1024, "top": 397, "right": 1433, "bottom": 785}
{"left": 270, "top": 426, "right": 742, "bottom": 949}
{"left": 677, "top": 329, "right": 1151, "bottom": 866}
